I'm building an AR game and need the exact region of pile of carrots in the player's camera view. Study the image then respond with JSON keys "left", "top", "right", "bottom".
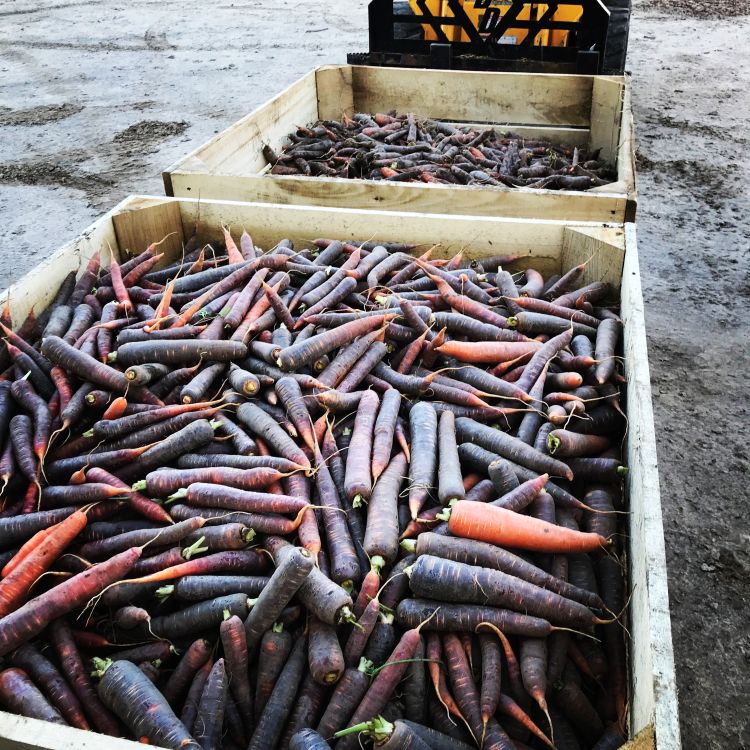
{"left": 263, "top": 113, "right": 617, "bottom": 191}
{"left": 0, "top": 229, "right": 628, "bottom": 750}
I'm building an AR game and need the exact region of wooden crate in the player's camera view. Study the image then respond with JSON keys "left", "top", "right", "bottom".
{"left": 0, "top": 199, "right": 676, "bottom": 749}
{"left": 162, "top": 65, "right": 637, "bottom": 224}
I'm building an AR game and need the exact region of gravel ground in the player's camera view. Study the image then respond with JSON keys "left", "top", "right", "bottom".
{"left": 1, "top": 2, "right": 748, "bottom": 748}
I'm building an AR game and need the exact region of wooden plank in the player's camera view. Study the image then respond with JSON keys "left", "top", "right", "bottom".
{"left": 168, "top": 172, "right": 628, "bottom": 224}
{"left": 112, "top": 200, "right": 185, "bottom": 260}
{"left": 315, "top": 65, "right": 355, "bottom": 120}
{"left": 590, "top": 76, "right": 625, "bottom": 166}
{"left": 350, "top": 66, "right": 594, "bottom": 127}
{"left": 0, "top": 712, "right": 167, "bottom": 750}
{"left": 621, "top": 224, "right": 682, "bottom": 749}
{"left": 561, "top": 224, "right": 626, "bottom": 290}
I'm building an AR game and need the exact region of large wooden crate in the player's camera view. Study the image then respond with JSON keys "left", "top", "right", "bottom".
{"left": 162, "top": 65, "right": 637, "bottom": 223}
{"left": 0, "top": 199, "right": 676, "bottom": 749}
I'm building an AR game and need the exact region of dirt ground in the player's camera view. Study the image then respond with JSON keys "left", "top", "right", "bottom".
{"left": 1, "top": 1, "right": 748, "bottom": 747}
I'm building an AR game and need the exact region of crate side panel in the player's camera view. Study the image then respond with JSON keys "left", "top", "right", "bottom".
{"left": 350, "top": 66, "right": 594, "bottom": 127}
{"left": 621, "top": 224, "right": 681, "bottom": 749}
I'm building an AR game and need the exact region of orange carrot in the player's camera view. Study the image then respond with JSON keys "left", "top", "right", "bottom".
{"left": 436, "top": 340, "right": 541, "bottom": 364}
{"left": 222, "top": 226, "right": 243, "bottom": 264}
{"left": 447, "top": 500, "right": 610, "bottom": 553}
{"left": 0, "top": 509, "right": 89, "bottom": 617}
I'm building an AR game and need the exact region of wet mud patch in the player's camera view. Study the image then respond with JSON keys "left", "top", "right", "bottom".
{"left": 0, "top": 103, "right": 83, "bottom": 126}
{"left": 636, "top": 151, "right": 740, "bottom": 209}
{"left": 0, "top": 161, "right": 113, "bottom": 194}
{"left": 113, "top": 120, "right": 189, "bottom": 145}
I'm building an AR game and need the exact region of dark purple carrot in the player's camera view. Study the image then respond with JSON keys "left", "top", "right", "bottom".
{"left": 520, "top": 637, "right": 551, "bottom": 728}
{"left": 279, "top": 673, "right": 328, "bottom": 749}
{"left": 180, "top": 657, "right": 212, "bottom": 732}
{"left": 177, "top": 482, "right": 306, "bottom": 515}
{"left": 111, "top": 339, "right": 246, "bottom": 367}
{"left": 98, "top": 659, "right": 199, "bottom": 748}
{"left": 48, "top": 619, "right": 121, "bottom": 735}
{"left": 173, "top": 576, "right": 269, "bottom": 602}
{"left": 9, "top": 642, "right": 90, "bottom": 729}
{"left": 492, "top": 473, "right": 548, "bottom": 512}
{"left": 179, "top": 362, "right": 225, "bottom": 404}
{"left": 407, "top": 401, "right": 437, "bottom": 519}
{"left": 336, "top": 618, "right": 432, "bottom": 750}
{"left": 177, "top": 452, "right": 305, "bottom": 473}
{"left": 236, "top": 401, "right": 310, "bottom": 469}
{"left": 219, "top": 615, "right": 253, "bottom": 734}
{"left": 247, "top": 636, "right": 307, "bottom": 750}
{"left": 116, "top": 418, "right": 219, "bottom": 481}
{"left": 442, "top": 633, "right": 483, "bottom": 744}
{"left": 10, "top": 414, "right": 38, "bottom": 488}
{"left": 255, "top": 623, "right": 292, "bottom": 721}
{"left": 456, "top": 417, "right": 573, "bottom": 480}
{"left": 545, "top": 427, "right": 611, "bottom": 459}
{"left": 275, "top": 376, "right": 315, "bottom": 451}
{"left": 316, "top": 657, "right": 372, "bottom": 740}
{"left": 313, "top": 445, "right": 361, "bottom": 586}
{"left": 344, "top": 390, "right": 379, "bottom": 505}
{"left": 513, "top": 327, "right": 574, "bottom": 395}
{"left": 277, "top": 314, "right": 396, "bottom": 371}
{"left": 409, "top": 532, "right": 602, "bottom": 609}
{"left": 161, "top": 638, "right": 212, "bottom": 710}
{"left": 594, "top": 318, "right": 621, "bottom": 384}
{"left": 150, "top": 594, "right": 251, "bottom": 639}
{"left": 7, "top": 345, "right": 55, "bottom": 400}
{"left": 308, "top": 615, "right": 345, "bottom": 685}
{"left": 404, "top": 636, "right": 427, "bottom": 725}
{"left": 437, "top": 410, "right": 464, "bottom": 505}
{"left": 371, "top": 388, "right": 401, "bottom": 481}
{"left": 336, "top": 340, "right": 388, "bottom": 392}
{"left": 566, "top": 457, "right": 627, "bottom": 482}
{"left": 183, "top": 522, "right": 254, "bottom": 552}
{"left": 0, "top": 667, "right": 66, "bottom": 725}
{"left": 228, "top": 364, "right": 261, "bottom": 396}
{"left": 477, "top": 631, "right": 503, "bottom": 729}
{"left": 40, "top": 335, "right": 126, "bottom": 394}
{"left": 406, "top": 555, "right": 603, "bottom": 628}
{"left": 79, "top": 518, "right": 204, "bottom": 560}
{"left": 554, "top": 670, "right": 605, "bottom": 744}
{"left": 244, "top": 546, "right": 314, "bottom": 653}
{"left": 266, "top": 537, "right": 355, "bottom": 626}
{"left": 343, "top": 596, "right": 381, "bottom": 668}
{"left": 85, "top": 466, "right": 171, "bottom": 524}
{"left": 216, "top": 413, "right": 258, "bottom": 456}
{"left": 136, "top": 466, "right": 282, "bottom": 497}
{"left": 363, "top": 451, "right": 407, "bottom": 566}
{"left": 317, "top": 329, "right": 385, "bottom": 388}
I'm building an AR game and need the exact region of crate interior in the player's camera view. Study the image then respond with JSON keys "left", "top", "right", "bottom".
{"left": 190, "top": 65, "right": 626, "bottom": 180}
